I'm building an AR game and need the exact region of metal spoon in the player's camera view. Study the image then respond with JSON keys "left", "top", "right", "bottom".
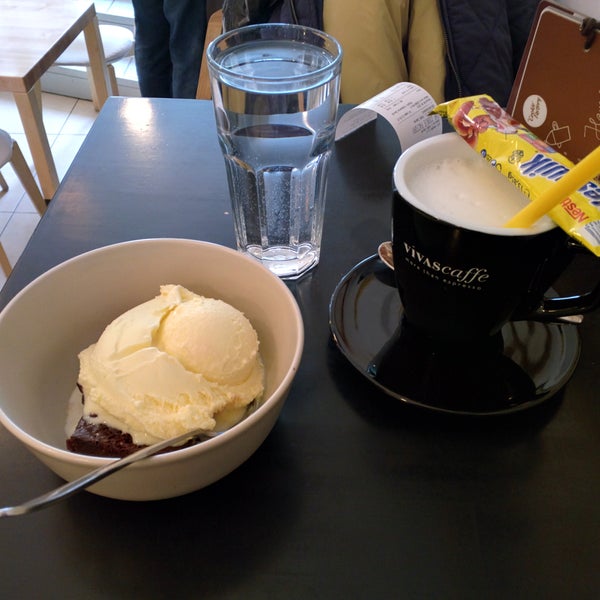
{"left": 377, "top": 241, "right": 394, "bottom": 270}
{"left": 0, "top": 426, "right": 219, "bottom": 517}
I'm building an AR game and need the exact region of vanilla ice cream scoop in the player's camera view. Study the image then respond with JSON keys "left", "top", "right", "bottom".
{"left": 154, "top": 295, "right": 258, "bottom": 385}
{"left": 76, "top": 285, "right": 264, "bottom": 445}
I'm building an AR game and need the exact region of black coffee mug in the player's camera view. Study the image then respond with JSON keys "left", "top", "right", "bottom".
{"left": 392, "top": 134, "right": 600, "bottom": 342}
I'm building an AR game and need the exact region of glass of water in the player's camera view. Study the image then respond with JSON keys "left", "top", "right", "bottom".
{"left": 207, "top": 23, "right": 342, "bottom": 279}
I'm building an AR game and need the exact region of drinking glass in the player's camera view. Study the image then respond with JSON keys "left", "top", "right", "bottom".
{"left": 207, "top": 23, "right": 342, "bottom": 279}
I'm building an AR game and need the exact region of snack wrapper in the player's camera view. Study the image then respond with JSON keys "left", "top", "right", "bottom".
{"left": 433, "top": 95, "right": 600, "bottom": 256}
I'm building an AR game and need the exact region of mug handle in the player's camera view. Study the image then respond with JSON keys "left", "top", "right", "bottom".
{"left": 526, "top": 242, "right": 600, "bottom": 322}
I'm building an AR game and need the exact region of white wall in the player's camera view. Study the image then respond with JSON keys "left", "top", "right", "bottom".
{"left": 554, "top": 0, "right": 600, "bottom": 19}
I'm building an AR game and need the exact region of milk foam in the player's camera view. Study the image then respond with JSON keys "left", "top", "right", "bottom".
{"left": 406, "top": 155, "right": 555, "bottom": 234}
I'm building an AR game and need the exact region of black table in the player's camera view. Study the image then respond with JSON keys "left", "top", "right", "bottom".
{"left": 1, "top": 98, "right": 598, "bottom": 599}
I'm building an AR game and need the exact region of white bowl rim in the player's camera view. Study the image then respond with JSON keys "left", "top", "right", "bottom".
{"left": 0, "top": 238, "right": 304, "bottom": 470}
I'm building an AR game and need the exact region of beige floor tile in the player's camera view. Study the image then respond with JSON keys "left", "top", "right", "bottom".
{"left": 50, "top": 134, "right": 88, "bottom": 180}
{"left": 0, "top": 212, "right": 40, "bottom": 265}
{"left": 0, "top": 92, "right": 25, "bottom": 134}
{"left": 0, "top": 92, "right": 75, "bottom": 137}
{"left": 0, "top": 92, "right": 78, "bottom": 135}
{"left": 40, "top": 93, "right": 79, "bottom": 135}
{"left": 0, "top": 165, "right": 27, "bottom": 214}
{"left": 59, "top": 99, "right": 97, "bottom": 135}
{"left": 0, "top": 211, "right": 10, "bottom": 232}
{"left": 15, "top": 194, "right": 44, "bottom": 215}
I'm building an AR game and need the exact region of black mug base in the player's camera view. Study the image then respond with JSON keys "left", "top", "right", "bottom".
{"left": 329, "top": 255, "right": 582, "bottom": 416}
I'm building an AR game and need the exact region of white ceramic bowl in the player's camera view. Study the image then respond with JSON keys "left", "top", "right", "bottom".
{"left": 0, "top": 239, "right": 304, "bottom": 501}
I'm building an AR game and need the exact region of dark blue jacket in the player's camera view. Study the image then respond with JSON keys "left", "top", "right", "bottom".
{"left": 439, "top": 0, "right": 538, "bottom": 106}
{"left": 223, "top": 0, "right": 538, "bottom": 107}
{"left": 223, "top": 0, "right": 322, "bottom": 30}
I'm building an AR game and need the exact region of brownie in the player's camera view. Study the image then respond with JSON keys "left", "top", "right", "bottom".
{"left": 66, "top": 417, "right": 145, "bottom": 458}
{"left": 67, "top": 382, "right": 198, "bottom": 459}
{"left": 66, "top": 415, "right": 198, "bottom": 458}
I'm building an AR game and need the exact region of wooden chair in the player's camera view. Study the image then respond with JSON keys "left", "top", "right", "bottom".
{"left": 196, "top": 9, "right": 224, "bottom": 100}
{"left": 0, "top": 241, "right": 10, "bottom": 277}
{"left": 54, "top": 24, "right": 135, "bottom": 110}
{"left": 0, "top": 129, "right": 46, "bottom": 276}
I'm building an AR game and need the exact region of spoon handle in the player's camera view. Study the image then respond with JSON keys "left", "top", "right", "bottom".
{"left": 0, "top": 427, "right": 218, "bottom": 517}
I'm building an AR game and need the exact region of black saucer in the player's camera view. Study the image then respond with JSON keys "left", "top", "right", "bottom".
{"left": 329, "top": 255, "right": 581, "bottom": 416}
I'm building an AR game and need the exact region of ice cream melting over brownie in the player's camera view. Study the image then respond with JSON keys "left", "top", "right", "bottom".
{"left": 74, "top": 285, "right": 264, "bottom": 447}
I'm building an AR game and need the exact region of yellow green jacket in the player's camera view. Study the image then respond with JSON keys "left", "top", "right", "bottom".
{"left": 324, "top": 0, "right": 446, "bottom": 104}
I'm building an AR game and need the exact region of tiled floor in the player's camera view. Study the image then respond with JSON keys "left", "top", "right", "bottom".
{"left": 0, "top": 0, "right": 137, "bottom": 291}
{"left": 0, "top": 92, "right": 100, "bottom": 290}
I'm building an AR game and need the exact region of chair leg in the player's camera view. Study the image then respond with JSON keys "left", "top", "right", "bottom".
{"left": 0, "top": 242, "right": 11, "bottom": 277}
{"left": 86, "top": 64, "right": 118, "bottom": 105}
{"left": 85, "top": 69, "right": 101, "bottom": 111}
{"left": 10, "top": 141, "right": 47, "bottom": 215}
{"left": 107, "top": 64, "right": 119, "bottom": 96}
{"left": 0, "top": 171, "right": 7, "bottom": 192}
{"left": 196, "top": 9, "right": 224, "bottom": 100}
{"left": 33, "top": 80, "right": 43, "bottom": 111}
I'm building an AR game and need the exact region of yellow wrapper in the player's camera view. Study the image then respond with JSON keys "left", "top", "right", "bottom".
{"left": 433, "top": 95, "right": 600, "bottom": 256}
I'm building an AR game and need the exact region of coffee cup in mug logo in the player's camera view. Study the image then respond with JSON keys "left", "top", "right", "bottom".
{"left": 391, "top": 133, "right": 600, "bottom": 342}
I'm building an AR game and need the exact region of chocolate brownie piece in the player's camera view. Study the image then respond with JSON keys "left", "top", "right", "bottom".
{"left": 66, "top": 414, "right": 196, "bottom": 458}
{"left": 66, "top": 417, "right": 144, "bottom": 458}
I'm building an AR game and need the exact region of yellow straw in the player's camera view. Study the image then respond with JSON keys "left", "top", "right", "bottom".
{"left": 504, "top": 144, "right": 600, "bottom": 228}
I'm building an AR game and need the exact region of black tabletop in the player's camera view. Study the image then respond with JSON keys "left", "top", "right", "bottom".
{"left": 0, "top": 98, "right": 598, "bottom": 599}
